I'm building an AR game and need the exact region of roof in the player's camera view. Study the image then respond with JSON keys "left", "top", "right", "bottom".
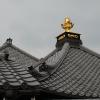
{"left": 1, "top": 31, "right": 100, "bottom": 99}
{"left": 0, "top": 38, "right": 39, "bottom": 69}
{"left": 33, "top": 41, "right": 100, "bottom": 98}
{"left": 0, "top": 53, "right": 40, "bottom": 91}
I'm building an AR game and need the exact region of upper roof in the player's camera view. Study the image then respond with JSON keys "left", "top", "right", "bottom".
{"left": 0, "top": 38, "right": 39, "bottom": 69}
{"left": 31, "top": 31, "right": 100, "bottom": 98}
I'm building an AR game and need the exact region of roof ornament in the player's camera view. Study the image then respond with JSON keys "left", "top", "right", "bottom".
{"left": 56, "top": 17, "right": 82, "bottom": 48}
{"left": 61, "top": 17, "right": 74, "bottom": 32}
{"left": 6, "top": 38, "right": 12, "bottom": 45}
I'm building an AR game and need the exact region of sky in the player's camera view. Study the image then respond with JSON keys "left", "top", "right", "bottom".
{"left": 0, "top": 0, "right": 100, "bottom": 58}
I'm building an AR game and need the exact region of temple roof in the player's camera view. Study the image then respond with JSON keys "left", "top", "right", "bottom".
{"left": 0, "top": 38, "right": 39, "bottom": 69}
{"left": 1, "top": 17, "right": 100, "bottom": 99}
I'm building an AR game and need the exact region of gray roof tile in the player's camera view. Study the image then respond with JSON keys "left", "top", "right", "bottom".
{"left": 23, "top": 77, "right": 36, "bottom": 82}
{"left": 9, "top": 82, "right": 21, "bottom": 86}
{"left": 27, "top": 81, "right": 41, "bottom": 86}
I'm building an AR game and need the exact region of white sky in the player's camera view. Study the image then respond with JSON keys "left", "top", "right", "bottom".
{"left": 0, "top": 0, "right": 100, "bottom": 58}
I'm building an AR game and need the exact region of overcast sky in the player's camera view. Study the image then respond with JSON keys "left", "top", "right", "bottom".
{"left": 0, "top": 0, "right": 100, "bottom": 58}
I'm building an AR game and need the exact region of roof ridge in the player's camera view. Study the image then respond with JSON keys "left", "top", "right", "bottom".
{"left": 80, "top": 46, "right": 100, "bottom": 59}
{"left": 50, "top": 43, "right": 70, "bottom": 73}
{"left": 39, "top": 43, "right": 70, "bottom": 81}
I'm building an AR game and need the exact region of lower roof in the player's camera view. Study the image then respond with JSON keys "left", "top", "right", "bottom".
{"left": 0, "top": 55, "right": 40, "bottom": 91}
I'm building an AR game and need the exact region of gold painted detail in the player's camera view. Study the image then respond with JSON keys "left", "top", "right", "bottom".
{"left": 61, "top": 17, "right": 74, "bottom": 32}
{"left": 68, "top": 34, "right": 78, "bottom": 39}
{"left": 58, "top": 34, "right": 65, "bottom": 40}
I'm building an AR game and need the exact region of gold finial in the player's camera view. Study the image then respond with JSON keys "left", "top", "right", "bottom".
{"left": 61, "top": 17, "right": 74, "bottom": 32}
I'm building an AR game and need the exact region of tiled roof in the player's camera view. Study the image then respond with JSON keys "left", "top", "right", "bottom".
{"left": 0, "top": 38, "right": 39, "bottom": 69}
{"left": 0, "top": 54, "right": 40, "bottom": 90}
{"left": 39, "top": 43, "right": 100, "bottom": 98}
{"left": 1, "top": 35, "right": 100, "bottom": 98}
